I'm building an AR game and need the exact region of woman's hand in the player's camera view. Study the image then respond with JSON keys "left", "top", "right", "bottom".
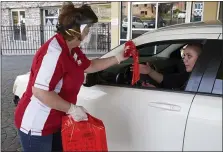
{"left": 66, "top": 104, "right": 88, "bottom": 122}
{"left": 131, "top": 62, "right": 152, "bottom": 74}
{"left": 115, "top": 45, "right": 130, "bottom": 64}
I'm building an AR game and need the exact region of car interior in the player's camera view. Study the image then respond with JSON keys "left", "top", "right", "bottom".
{"left": 84, "top": 40, "right": 205, "bottom": 90}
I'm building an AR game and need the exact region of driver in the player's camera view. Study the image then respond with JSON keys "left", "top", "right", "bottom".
{"left": 134, "top": 43, "right": 202, "bottom": 89}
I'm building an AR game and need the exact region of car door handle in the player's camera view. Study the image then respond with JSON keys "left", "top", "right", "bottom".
{"left": 148, "top": 102, "right": 181, "bottom": 111}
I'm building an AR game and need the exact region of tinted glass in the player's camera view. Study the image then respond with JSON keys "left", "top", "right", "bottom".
{"left": 212, "top": 61, "right": 223, "bottom": 95}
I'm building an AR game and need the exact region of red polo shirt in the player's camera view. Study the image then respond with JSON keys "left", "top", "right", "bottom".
{"left": 14, "top": 33, "right": 91, "bottom": 136}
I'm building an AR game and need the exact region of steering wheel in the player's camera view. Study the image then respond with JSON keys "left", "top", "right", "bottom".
{"left": 117, "top": 64, "right": 142, "bottom": 86}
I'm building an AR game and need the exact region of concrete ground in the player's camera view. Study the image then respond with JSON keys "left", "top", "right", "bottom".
{"left": 1, "top": 54, "right": 101, "bottom": 151}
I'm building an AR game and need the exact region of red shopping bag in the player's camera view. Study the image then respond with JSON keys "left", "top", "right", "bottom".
{"left": 61, "top": 113, "right": 108, "bottom": 151}
{"left": 124, "top": 40, "right": 140, "bottom": 85}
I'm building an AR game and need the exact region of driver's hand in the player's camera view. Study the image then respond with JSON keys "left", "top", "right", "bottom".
{"left": 131, "top": 62, "right": 152, "bottom": 74}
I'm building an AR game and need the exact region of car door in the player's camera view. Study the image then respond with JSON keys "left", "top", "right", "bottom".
{"left": 132, "top": 17, "right": 137, "bottom": 28}
{"left": 183, "top": 40, "right": 223, "bottom": 151}
{"left": 77, "top": 40, "right": 212, "bottom": 151}
{"left": 135, "top": 17, "right": 144, "bottom": 28}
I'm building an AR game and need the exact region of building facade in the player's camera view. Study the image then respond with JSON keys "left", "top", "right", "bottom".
{"left": 1, "top": 2, "right": 111, "bottom": 55}
{"left": 1, "top": 1, "right": 222, "bottom": 55}
{"left": 111, "top": 1, "right": 222, "bottom": 49}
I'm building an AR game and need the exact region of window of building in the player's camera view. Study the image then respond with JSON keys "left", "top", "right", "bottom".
{"left": 44, "top": 8, "right": 60, "bottom": 26}
{"left": 120, "top": 2, "right": 189, "bottom": 43}
{"left": 43, "top": 8, "right": 60, "bottom": 41}
{"left": 131, "top": 2, "right": 157, "bottom": 39}
{"left": 157, "top": 2, "right": 186, "bottom": 28}
{"left": 190, "top": 2, "right": 203, "bottom": 22}
{"left": 11, "top": 10, "right": 26, "bottom": 41}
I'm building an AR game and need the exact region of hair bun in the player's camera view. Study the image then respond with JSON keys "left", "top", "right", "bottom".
{"left": 60, "top": 2, "right": 75, "bottom": 15}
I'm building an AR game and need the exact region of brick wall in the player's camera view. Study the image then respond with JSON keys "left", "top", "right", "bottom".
{"left": 1, "top": 9, "right": 11, "bottom": 26}
{"left": 1, "top": 2, "right": 111, "bottom": 55}
{"left": 1, "top": 2, "right": 111, "bottom": 26}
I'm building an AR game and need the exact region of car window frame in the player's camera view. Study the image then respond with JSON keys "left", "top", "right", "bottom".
{"left": 196, "top": 40, "right": 223, "bottom": 96}
{"left": 211, "top": 60, "right": 223, "bottom": 95}
{"left": 136, "top": 39, "right": 204, "bottom": 57}
{"left": 93, "top": 39, "right": 210, "bottom": 94}
{"left": 185, "top": 39, "right": 222, "bottom": 93}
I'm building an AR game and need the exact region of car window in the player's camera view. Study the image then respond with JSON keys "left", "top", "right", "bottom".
{"left": 139, "top": 44, "right": 170, "bottom": 56}
{"left": 212, "top": 61, "right": 223, "bottom": 95}
{"left": 136, "top": 18, "right": 142, "bottom": 23}
{"left": 95, "top": 41, "right": 190, "bottom": 89}
{"left": 132, "top": 17, "right": 136, "bottom": 22}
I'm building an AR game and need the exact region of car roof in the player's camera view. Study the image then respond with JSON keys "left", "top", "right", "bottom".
{"left": 102, "top": 20, "right": 222, "bottom": 58}
{"left": 142, "top": 20, "right": 222, "bottom": 35}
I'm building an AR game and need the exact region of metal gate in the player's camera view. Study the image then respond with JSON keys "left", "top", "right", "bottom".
{"left": 1, "top": 23, "right": 111, "bottom": 55}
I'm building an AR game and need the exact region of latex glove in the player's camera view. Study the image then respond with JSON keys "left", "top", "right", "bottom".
{"left": 66, "top": 104, "right": 88, "bottom": 122}
{"left": 115, "top": 46, "right": 130, "bottom": 64}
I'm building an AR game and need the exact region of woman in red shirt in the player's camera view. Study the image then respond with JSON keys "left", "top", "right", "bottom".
{"left": 15, "top": 3, "right": 129, "bottom": 151}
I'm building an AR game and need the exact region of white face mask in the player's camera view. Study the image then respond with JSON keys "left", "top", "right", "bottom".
{"left": 80, "top": 24, "right": 87, "bottom": 33}
{"left": 80, "top": 24, "right": 92, "bottom": 48}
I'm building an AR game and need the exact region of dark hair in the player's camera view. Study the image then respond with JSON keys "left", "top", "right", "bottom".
{"left": 56, "top": 2, "right": 82, "bottom": 41}
{"left": 56, "top": 2, "right": 98, "bottom": 41}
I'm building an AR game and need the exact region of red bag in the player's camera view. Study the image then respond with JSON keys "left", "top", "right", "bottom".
{"left": 61, "top": 114, "right": 108, "bottom": 151}
{"left": 124, "top": 40, "right": 140, "bottom": 85}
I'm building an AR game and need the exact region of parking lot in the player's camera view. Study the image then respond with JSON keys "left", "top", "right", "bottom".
{"left": 1, "top": 55, "right": 34, "bottom": 151}
{"left": 1, "top": 54, "right": 100, "bottom": 151}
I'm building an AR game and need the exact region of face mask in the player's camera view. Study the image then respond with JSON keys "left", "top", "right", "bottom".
{"left": 80, "top": 24, "right": 87, "bottom": 33}
{"left": 80, "top": 24, "right": 92, "bottom": 48}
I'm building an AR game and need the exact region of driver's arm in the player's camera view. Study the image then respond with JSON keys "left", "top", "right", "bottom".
{"left": 138, "top": 63, "right": 164, "bottom": 84}
{"left": 148, "top": 69, "right": 164, "bottom": 84}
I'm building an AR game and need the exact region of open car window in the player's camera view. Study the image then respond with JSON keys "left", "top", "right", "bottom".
{"left": 138, "top": 44, "right": 170, "bottom": 56}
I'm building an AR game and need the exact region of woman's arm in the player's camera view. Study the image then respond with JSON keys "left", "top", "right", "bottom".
{"left": 148, "top": 69, "right": 164, "bottom": 84}
{"left": 84, "top": 56, "right": 119, "bottom": 73}
{"left": 137, "top": 63, "right": 164, "bottom": 84}
{"left": 84, "top": 49, "right": 129, "bottom": 73}
{"left": 32, "top": 87, "right": 70, "bottom": 113}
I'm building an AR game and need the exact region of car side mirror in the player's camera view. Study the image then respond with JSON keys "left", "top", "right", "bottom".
{"left": 83, "top": 72, "right": 98, "bottom": 87}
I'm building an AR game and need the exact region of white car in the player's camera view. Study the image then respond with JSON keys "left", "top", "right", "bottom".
{"left": 122, "top": 16, "right": 148, "bottom": 30}
{"left": 13, "top": 21, "right": 222, "bottom": 151}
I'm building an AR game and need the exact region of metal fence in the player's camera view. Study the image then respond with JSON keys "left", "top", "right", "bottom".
{"left": 1, "top": 23, "right": 111, "bottom": 55}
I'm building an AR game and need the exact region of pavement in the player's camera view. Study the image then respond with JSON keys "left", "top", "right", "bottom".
{"left": 1, "top": 55, "right": 34, "bottom": 151}
{"left": 1, "top": 54, "right": 101, "bottom": 151}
